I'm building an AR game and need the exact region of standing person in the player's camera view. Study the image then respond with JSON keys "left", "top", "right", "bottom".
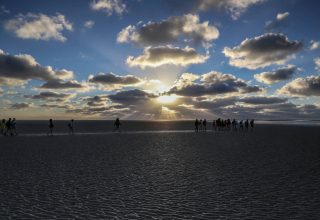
{"left": 250, "top": 119, "right": 255, "bottom": 131}
{"left": 4, "top": 118, "right": 12, "bottom": 136}
{"left": 199, "top": 119, "right": 203, "bottom": 131}
{"left": 195, "top": 119, "right": 199, "bottom": 132}
{"left": 68, "top": 119, "right": 74, "bottom": 135}
{"left": 47, "top": 119, "right": 54, "bottom": 136}
{"left": 239, "top": 120, "right": 244, "bottom": 130}
{"left": 203, "top": 119, "right": 207, "bottom": 131}
{"left": 11, "top": 118, "right": 17, "bottom": 136}
{"left": 0, "top": 119, "right": 5, "bottom": 135}
{"left": 212, "top": 120, "right": 216, "bottom": 131}
{"left": 113, "top": 118, "right": 121, "bottom": 132}
{"left": 245, "top": 119, "right": 249, "bottom": 131}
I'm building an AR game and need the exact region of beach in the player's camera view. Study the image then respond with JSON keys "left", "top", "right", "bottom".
{"left": 0, "top": 122, "right": 320, "bottom": 219}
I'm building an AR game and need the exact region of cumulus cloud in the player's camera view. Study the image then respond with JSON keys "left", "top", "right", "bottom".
{"left": 265, "top": 12, "right": 289, "bottom": 31}
{"left": 168, "top": 71, "right": 262, "bottom": 97}
{"left": 223, "top": 33, "right": 302, "bottom": 69}
{"left": 24, "top": 92, "right": 73, "bottom": 102}
{"left": 126, "top": 46, "right": 209, "bottom": 68}
{"left": 278, "top": 75, "right": 320, "bottom": 96}
{"left": 315, "top": 57, "right": 320, "bottom": 71}
{"left": 38, "top": 80, "right": 88, "bottom": 90}
{"left": 84, "top": 20, "right": 95, "bottom": 29}
{"left": 117, "top": 14, "right": 219, "bottom": 47}
{"left": 254, "top": 66, "right": 296, "bottom": 84}
{"left": 108, "top": 89, "right": 158, "bottom": 105}
{"left": 194, "top": 0, "right": 266, "bottom": 20}
{"left": 11, "top": 102, "right": 30, "bottom": 109}
{"left": 4, "top": 13, "right": 73, "bottom": 42}
{"left": 90, "top": 0, "right": 126, "bottom": 16}
{"left": 88, "top": 72, "right": 142, "bottom": 89}
{"left": 85, "top": 95, "right": 109, "bottom": 106}
{"left": 310, "top": 40, "right": 320, "bottom": 50}
{"left": 238, "top": 96, "right": 288, "bottom": 105}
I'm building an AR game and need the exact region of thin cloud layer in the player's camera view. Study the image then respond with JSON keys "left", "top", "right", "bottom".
{"left": 90, "top": 0, "right": 126, "bottom": 16}
{"left": 88, "top": 72, "right": 142, "bottom": 86}
{"left": 11, "top": 102, "right": 30, "bottom": 109}
{"left": 315, "top": 57, "right": 320, "bottom": 70}
{"left": 169, "top": 71, "right": 262, "bottom": 97}
{"left": 265, "top": 12, "right": 289, "bottom": 31}
{"left": 194, "top": 0, "right": 266, "bottom": 20}
{"left": 254, "top": 66, "right": 296, "bottom": 84}
{"left": 126, "top": 46, "right": 209, "bottom": 68}
{"left": 117, "top": 14, "right": 219, "bottom": 47}
{"left": 223, "top": 33, "right": 302, "bottom": 69}
{"left": 39, "top": 80, "right": 88, "bottom": 90}
{"left": 24, "top": 92, "right": 73, "bottom": 102}
{"left": 278, "top": 75, "right": 320, "bottom": 96}
{"left": 5, "top": 13, "right": 73, "bottom": 42}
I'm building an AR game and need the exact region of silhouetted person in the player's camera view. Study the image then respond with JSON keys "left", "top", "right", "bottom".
{"left": 11, "top": 118, "right": 17, "bottom": 136}
{"left": 203, "top": 119, "right": 207, "bottom": 131}
{"left": 212, "top": 120, "right": 216, "bottom": 131}
{"left": 199, "top": 119, "right": 203, "bottom": 131}
{"left": 113, "top": 118, "right": 121, "bottom": 132}
{"left": 250, "top": 119, "right": 254, "bottom": 131}
{"left": 239, "top": 120, "right": 244, "bottom": 130}
{"left": 47, "top": 119, "right": 54, "bottom": 136}
{"left": 68, "top": 119, "right": 74, "bottom": 135}
{"left": 4, "top": 118, "right": 12, "bottom": 136}
{"left": 0, "top": 119, "right": 5, "bottom": 135}
{"left": 195, "top": 119, "right": 199, "bottom": 132}
{"left": 245, "top": 119, "right": 249, "bottom": 131}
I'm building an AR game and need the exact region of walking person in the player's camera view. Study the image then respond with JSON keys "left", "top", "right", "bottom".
{"left": 245, "top": 119, "right": 249, "bottom": 131}
{"left": 68, "top": 119, "right": 74, "bottom": 135}
{"left": 4, "top": 118, "right": 12, "bottom": 136}
{"left": 113, "top": 118, "right": 121, "bottom": 132}
{"left": 212, "top": 120, "right": 216, "bottom": 131}
{"left": 195, "top": 119, "right": 199, "bottom": 132}
{"left": 250, "top": 119, "right": 255, "bottom": 131}
{"left": 47, "top": 119, "right": 54, "bottom": 136}
{"left": 11, "top": 118, "right": 18, "bottom": 136}
{"left": 203, "top": 119, "right": 207, "bottom": 131}
{"left": 0, "top": 119, "right": 5, "bottom": 135}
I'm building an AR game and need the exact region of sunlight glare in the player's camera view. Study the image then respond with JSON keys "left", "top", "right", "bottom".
{"left": 157, "top": 95, "right": 177, "bottom": 104}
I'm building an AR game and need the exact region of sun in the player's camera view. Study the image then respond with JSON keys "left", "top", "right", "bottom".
{"left": 157, "top": 95, "right": 177, "bottom": 104}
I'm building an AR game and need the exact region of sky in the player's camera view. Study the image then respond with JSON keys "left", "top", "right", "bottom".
{"left": 0, "top": 0, "right": 320, "bottom": 120}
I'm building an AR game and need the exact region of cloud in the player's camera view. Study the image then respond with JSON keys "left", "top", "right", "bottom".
{"left": 85, "top": 95, "right": 109, "bottom": 106}
{"left": 90, "top": 0, "right": 126, "bottom": 16}
{"left": 11, "top": 103, "right": 30, "bottom": 109}
{"left": 5, "top": 13, "right": 73, "bottom": 42}
{"left": 40, "top": 103, "right": 71, "bottom": 109}
{"left": 265, "top": 12, "right": 289, "bottom": 31}
{"left": 117, "top": 14, "right": 219, "bottom": 47}
{"left": 278, "top": 75, "right": 320, "bottom": 96}
{"left": 310, "top": 40, "right": 320, "bottom": 50}
{"left": 223, "top": 33, "right": 302, "bottom": 69}
{"left": 254, "top": 66, "right": 296, "bottom": 84}
{"left": 84, "top": 20, "right": 95, "bottom": 29}
{"left": 194, "top": 0, "right": 266, "bottom": 20}
{"left": 315, "top": 57, "right": 320, "bottom": 71}
{"left": 238, "top": 96, "right": 288, "bottom": 105}
{"left": 0, "top": 5, "right": 10, "bottom": 14}
{"left": 38, "top": 80, "right": 88, "bottom": 90}
{"left": 88, "top": 72, "right": 142, "bottom": 89}
{"left": 24, "top": 92, "right": 73, "bottom": 102}
{"left": 126, "top": 46, "right": 209, "bottom": 68}
{"left": 108, "top": 89, "right": 158, "bottom": 105}
{"left": 168, "top": 71, "right": 262, "bottom": 97}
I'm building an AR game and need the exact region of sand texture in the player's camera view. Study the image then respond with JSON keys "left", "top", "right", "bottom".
{"left": 0, "top": 123, "right": 320, "bottom": 219}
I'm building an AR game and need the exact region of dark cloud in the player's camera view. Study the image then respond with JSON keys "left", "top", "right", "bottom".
{"left": 88, "top": 73, "right": 141, "bottom": 85}
{"left": 254, "top": 66, "right": 296, "bottom": 84}
{"left": 126, "top": 46, "right": 208, "bottom": 68}
{"left": 168, "top": 71, "right": 262, "bottom": 97}
{"left": 11, "top": 102, "right": 30, "bottom": 109}
{"left": 85, "top": 95, "right": 109, "bottom": 106}
{"left": 238, "top": 96, "right": 288, "bottom": 105}
{"left": 24, "top": 92, "right": 72, "bottom": 102}
{"left": 39, "top": 80, "right": 88, "bottom": 90}
{"left": 278, "top": 75, "right": 320, "bottom": 96}
{"left": 223, "top": 33, "right": 302, "bottom": 69}
{"left": 117, "top": 14, "right": 219, "bottom": 47}
{"left": 108, "top": 89, "right": 158, "bottom": 105}
{"left": 40, "top": 103, "right": 70, "bottom": 109}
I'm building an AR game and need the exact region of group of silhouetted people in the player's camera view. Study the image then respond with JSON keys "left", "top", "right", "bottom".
{"left": 0, "top": 118, "right": 18, "bottom": 136}
{"left": 195, "top": 118, "right": 254, "bottom": 132}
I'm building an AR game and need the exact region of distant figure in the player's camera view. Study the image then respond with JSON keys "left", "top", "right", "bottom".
{"left": 68, "top": 119, "right": 74, "bottom": 135}
{"left": 0, "top": 119, "right": 5, "bottom": 135}
{"left": 203, "top": 119, "right": 207, "bottom": 131}
{"left": 11, "top": 118, "right": 17, "bottom": 136}
{"left": 250, "top": 119, "right": 255, "bottom": 131}
{"left": 245, "top": 119, "right": 249, "bottom": 131}
{"left": 47, "top": 119, "right": 54, "bottom": 136}
{"left": 232, "top": 119, "right": 237, "bottom": 130}
{"left": 195, "top": 119, "right": 199, "bottom": 132}
{"left": 113, "top": 118, "right": 121, "bottom": 132}
{"left": 199, "top": 119, "right": 203, "bottom": 131}
{"left": 239, "top": 120, "right": 244, "bottom": 130}
{"left": 4, "top": 118, "right": 12, "bottom": 136}
{"left": 212, "top": 120, "right": 216, "bottom": 131}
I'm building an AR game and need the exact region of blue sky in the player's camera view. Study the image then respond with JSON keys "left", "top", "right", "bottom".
{"left": 0, "top": 0, "right": 320, "bottom": 120}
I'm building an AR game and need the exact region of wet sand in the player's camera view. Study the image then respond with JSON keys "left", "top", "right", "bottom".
{"left": 0, "top": 124, "right": 320, "bottom": 219}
